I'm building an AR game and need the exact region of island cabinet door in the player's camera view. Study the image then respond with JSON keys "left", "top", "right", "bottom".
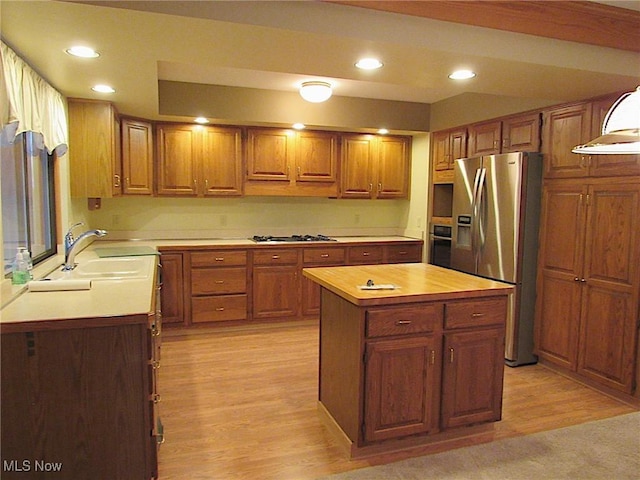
{"left": 441, "top": 328, "right": 505, "bottom": 429}
{"left": 363, "top": 335, "right": 440, "bottom": 443}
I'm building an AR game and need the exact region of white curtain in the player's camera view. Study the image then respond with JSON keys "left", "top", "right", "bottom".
{"left": 0, "top": 41, "right": 68, "bottom": 156}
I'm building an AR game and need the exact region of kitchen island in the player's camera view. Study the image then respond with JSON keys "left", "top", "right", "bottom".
{"left": 302, "top": 263, "right": 513, "bottom": 458}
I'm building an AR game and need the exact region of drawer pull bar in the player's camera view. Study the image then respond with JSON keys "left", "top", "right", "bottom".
{"left": 471, "top": 313, "right": 485, "bottom": 318}
{"left": 449, "top": 348, "right": 455, "bottom": 363}
{"left": 215, "top": 280, "right": 224, "bottom": 284}
{"left": 272, "top": 255, "right": 280, "bottom": 259}
{"left": 215, "top": 307, "right": 225, "bottom": 312}
{"left": 215, "top": 257, "right": 225, "bottom": 262}
{"left": 320, "top": 254, "right": 329, "bottom": 258}
{"left": 362, "top": 252, "right": 370, "bottom": 256}
{"left": 153, "top": 394, "right": 162, "bottom": 404}
{"left": 396, "top": 320, "right": 412, "bottom": 326}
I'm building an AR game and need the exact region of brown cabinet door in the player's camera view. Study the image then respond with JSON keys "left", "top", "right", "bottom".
{"left": 468, "top": 120, "right": 502, "bottom": 156}
{"left": 534, "top": 182, "right": 586, "bottom": 369}
{"left": 246, "top": 128, "right": 293, "bottom": 181}
{"left": 432, "top": 130, "right": 451, "bottom": 171}
{"left": 441, "top": 328, "right": 504, "bottom": 429}
{"left": 588, "top": 95, "right": 640, "bottom": 177}
{"left": 252, "top": 265, "right": 299, "bottom": 319}
{"left": 364, "top": 335, "right": 440, "bottom": 442}
{"left": 542, "top": 102, "right": 592, "bottom": 178}
{"left": 68, "top": 99, "right": 120, "bottom": 198}
{"left": 160, "top": 253, "right": 185, "bottom": 325}
{"left": 156, "top": 124, "right": 199, "bottom": 195}
{"left": 295, "top": 130, "right": 338, "bottom": 182}
{"left": 201, "top": 126, "right": 243, "bottom": 196}
{"left": 376, "top": 136, "right": 410, "bottom": 199}
{"left": 502, "top": 112, "right": 541, "bottom": 153}
{"left": 121, "top": 118, "right": 154, "bottom": 195}
{"left": 577, "top": 182, "right": 640, "bottom": 393}
{"left": 341, "top": 134, "right": 376, "bottom": 198}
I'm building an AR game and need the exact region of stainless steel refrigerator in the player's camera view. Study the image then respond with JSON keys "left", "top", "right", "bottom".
{"left": 451, "top": 152, "right": 542, "bottom": 366}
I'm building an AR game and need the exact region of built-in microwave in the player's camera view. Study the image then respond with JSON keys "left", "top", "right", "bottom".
{"left": 430, "top": 224, "right": 452, "bottom": 268}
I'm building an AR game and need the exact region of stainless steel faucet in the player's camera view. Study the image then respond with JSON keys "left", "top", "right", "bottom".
{"left": 63, "top": 222, "right": 108, "bottom": 271}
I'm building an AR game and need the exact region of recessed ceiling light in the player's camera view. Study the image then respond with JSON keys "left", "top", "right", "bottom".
{"left": 66, "top": 46, "right": 99, "bottom": 58}
{"left": 91, "top": 84, "right": 115, "bottom": 93}
{"left": 194, "top": 117, "right": 209, "bottom": 124}
{"left": 448, "top": 70, "right": 476, "bottom": 80}
{"left": 378, "top": 128, "right": 389, "bottom": 134}
{"left": 355, "top": 58, "right": 383, "bottom": 70}
{"left": 292, "top": 123, "right": 306, "bottom": 130}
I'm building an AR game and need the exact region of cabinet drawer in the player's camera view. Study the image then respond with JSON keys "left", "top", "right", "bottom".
{"left": 303, "top": 247, "right": 346, "bottom": 265}
{"left": 385, "top": 243, "right": 423, "bottom": 263}
{"left": 445, "top": 297, "right": 507, "bottom": 329}
{"left": 191, "top": 250, "right": 247, "bottom": 267}
{"left": 253, "top": 249, "right": 298, "bottom": 265}
{"left": 191, "top": 267, "right": 246, "bottom": 295}
{"left": 366, "top": 304, "right": 443, "bottom": 338}
{"left": 348, "top": 246, "right": 383, "bottom": 264}
{"left": 192, "top": 294, "right": 247, "bottom": 323}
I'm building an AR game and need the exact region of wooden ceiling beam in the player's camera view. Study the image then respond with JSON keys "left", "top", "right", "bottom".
{"left": 326, "top": 1, "right": 640, "bottom": 53}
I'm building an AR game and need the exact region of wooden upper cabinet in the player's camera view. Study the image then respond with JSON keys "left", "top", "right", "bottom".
{"left": 469, "top": 120, "right": 502, "bottom": 156}
{"left": 68, "top": 99, "right": 121, "bottom": 198}
{"left": 245, "top": 127, "right": 339, "bottom": 196}
{"left": 502, "top": 112, "right": 541, "bottom": 153}
{"left": 542, "top": 102, "right": 593, "bottom": 178}
{"left": 121, "top": 118, "right": 153, "bottom": 195}
{"left": 295, "top": 130, "right": 338, "bottom": 183}
{"left": 341, "top": 134, "right": 411, "bottom": 199}
{"left": 432, "top": 128, "right": 467, "bottom": 183}
{"left": 377, "top": 135, "right": 411, "bottom": 198}
{"left": 246, "top": 128, "right": 292, "bottom": 181}
{"left": 468, "top": 113, "right": 540, "bottom": 157}
{"left": 156, "top": 124, "right": 199, "bottom": 195}
{"left": 587, "top": 94, "right": 640, "bottom": 177}
{"left": 156, "top": 124, "right": 242, "bottom": 196}
{"left": 200, "top": 126, "right": 243, "bottom": 196}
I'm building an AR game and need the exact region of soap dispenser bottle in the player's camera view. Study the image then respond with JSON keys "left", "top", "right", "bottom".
{"left": 11, "top": 249, "right": 30, "bottom": 285}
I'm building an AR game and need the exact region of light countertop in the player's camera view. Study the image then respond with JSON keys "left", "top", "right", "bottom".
{"left": 302, "top": 263, "right": 514, "bottom": 306}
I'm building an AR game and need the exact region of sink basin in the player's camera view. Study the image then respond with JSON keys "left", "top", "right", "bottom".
{"left": 47, "top": 257, "right": 154, "bottom": 281}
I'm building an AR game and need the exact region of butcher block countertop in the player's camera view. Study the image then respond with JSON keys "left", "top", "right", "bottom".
{"left": 302, "top": 263, "right": 513, "bottom": 306}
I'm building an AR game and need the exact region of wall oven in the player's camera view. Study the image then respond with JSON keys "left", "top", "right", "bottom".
{"left": 430, "top": 224, "right": 452, "bottom": 268}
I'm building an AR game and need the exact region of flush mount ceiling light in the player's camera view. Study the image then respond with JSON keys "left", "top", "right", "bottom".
{"left": 378, "top": 128, "right": 389, "bottom": 134}
{"left": 66, "top": 46, "right": 99, "bottom": 58}
{"left": 299, "top": 81, "right": 332, "bottom": 103}
{"left": 448, "top": 69, "right": 476, "bottom": 80}
{"left": 573, "top": 86, "right": 640, "bottom": 155}
{"left": 292, "top": 123, "right": 306, "bottom": 130}
{"left": 91, "top": 84, "right": 115, "bottom": 93}
{"left": 194, "top": 117, "right": 209, "bottom": 124}
{"left": 355, "top": 58, "right": 383, "bottom": 70}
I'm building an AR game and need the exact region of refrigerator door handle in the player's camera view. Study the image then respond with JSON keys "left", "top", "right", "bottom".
{"left": 476, "top": 167, "right": 487, "bottom": 257}
{"left": 470, "top": 168, "right": 483, "bottom": 261}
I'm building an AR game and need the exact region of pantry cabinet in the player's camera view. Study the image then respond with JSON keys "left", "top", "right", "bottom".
{"left": 535, "top": 178, "right": 640, "bottom": 394}
{"left": 245, "top": 128, "right": 339, "bottom": 196}
{"left": 156, "top": 124, "right": 243, "bottom": 196}
{"left": 122, "top": 118, "right": 154, "bottom": 195}
{"left": 341, "top": 134, "right": 411, "bottom": 199}
{"left": 68, "top": 98, "right": 122, "bottom": 198}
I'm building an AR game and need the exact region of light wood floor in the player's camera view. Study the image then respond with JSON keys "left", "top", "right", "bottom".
{"left": 158, "top": 320, "right": 637, "bottom": 480}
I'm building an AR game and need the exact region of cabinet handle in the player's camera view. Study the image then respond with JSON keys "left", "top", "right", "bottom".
{"left": 152, "top": 361, "right": 161, "bottom": 370}
{"left": 114, "top": 174, "right": 121, "bottom": 187}
{"left": 362, "top": 252, "right": 370, "bottom": 256}
{"left": 320, "top": 254, "right": 329, "bottom": 258}
{"left": 471, "top": 313, "right": 485, "bottom": 318}
{"left": 215, "top": 280, "right": 224, "bottom": 284}
{"left": 215, "top": 257, "right": 225, "bottom": 262}
{"left": 398, "top": 251, "right": 407, "bottom": 255}
{"left": 449, "top": 348, "right": 455, "bottom": 363}
{"left": 205, "top": 179, "right": 209, "bottom": 190}
{"left": 368, "top": 183, "right": 373, "bottom": 192}
{"left": 297, "top": 166, "right": 301, "bottom": 178}
{"left": 153, "top": 394, "right": 162, "bottom": 404}
{"left": 215, "top": 307, "right": 225, "bottom": 312}
{"left": 272, "top": 255, "right": 280, "bottom": 259}
{"left": 430, "top": 350, "right": 436, "bottom": 365}
{"left": 396, "top": 320, "right": 412, "bottom": 326}
{"left": 378, "top": 182, "right": 382, "bottom": 192}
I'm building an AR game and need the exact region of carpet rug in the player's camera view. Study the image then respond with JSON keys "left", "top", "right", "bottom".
{"left": 318, "top": 412, "right": 640, "bottom": 480}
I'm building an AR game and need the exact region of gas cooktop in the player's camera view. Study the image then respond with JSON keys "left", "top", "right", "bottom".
{"left": 251, "top": 234, "right": 336, "bottom": 243}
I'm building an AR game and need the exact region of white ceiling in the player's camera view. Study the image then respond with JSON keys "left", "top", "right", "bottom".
{"left": 1, "top": 0, "right": 639, "bottom": 123}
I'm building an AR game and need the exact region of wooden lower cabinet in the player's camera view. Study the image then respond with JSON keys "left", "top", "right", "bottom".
{"left": 535, "top": 178, "right": 640, "bottom": 394}
{"left": 319, "top": 289, "right": 507, "bottom": 455}
{"left": 252, "top": 249, "right": 299, "bottom": 320}
{"left": 1, "top": 319, "right": 159, "bottom": 480}
{"left": 160, "top": 252, "right": 185, "bottom": 325}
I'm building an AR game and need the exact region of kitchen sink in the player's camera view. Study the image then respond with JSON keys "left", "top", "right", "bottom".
{"left": 48, "top": 257, "right": 154, "bottom": 281}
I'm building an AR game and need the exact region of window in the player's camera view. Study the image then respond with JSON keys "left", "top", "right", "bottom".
{"left": 2, "top": 131, "right": 57, "bottom": 275}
